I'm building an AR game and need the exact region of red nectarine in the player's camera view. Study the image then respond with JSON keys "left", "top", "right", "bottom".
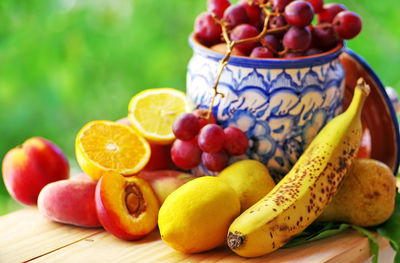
{"left": 2, "top": 137, "right": 69, "bottom": 205}
{"left": 138, "top": 170, "right": 193, "bottom": 204}
{"left": 143, "top": 143, "right": 177, "bottom": 171}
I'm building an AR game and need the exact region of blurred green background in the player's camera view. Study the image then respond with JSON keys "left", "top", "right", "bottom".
{"left": 0, "top": 0, "right": 399, "bottom": 215}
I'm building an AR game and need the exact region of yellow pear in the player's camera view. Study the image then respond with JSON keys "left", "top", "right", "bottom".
{"left": 218, "top": 160, "right": 275, "bottom": 212}
{"left": 318, "top": 158, "right": 396, "bottom": 227}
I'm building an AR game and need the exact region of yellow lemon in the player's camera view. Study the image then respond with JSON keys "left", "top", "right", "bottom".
{"left": 128, "top": 88, "right": 191, "bottom": 145}
{"left": 158, "top": 176, "right": 240, "bottom": 254}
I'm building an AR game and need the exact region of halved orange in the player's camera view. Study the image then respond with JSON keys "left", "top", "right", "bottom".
{"left": 76, "top": 120, "right": 151, "bottom": 181}
{"left": 128, "top": 88, "right": 191, "bottom": 145}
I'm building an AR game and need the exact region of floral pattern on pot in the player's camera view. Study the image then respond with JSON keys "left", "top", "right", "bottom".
{"left": 187, "top": 52, "right": 345, "bottom": 182}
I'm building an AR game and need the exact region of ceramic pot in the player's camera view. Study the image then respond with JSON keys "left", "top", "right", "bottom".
{"left": 187, "top": 36, "right": 346, "bottom": 180}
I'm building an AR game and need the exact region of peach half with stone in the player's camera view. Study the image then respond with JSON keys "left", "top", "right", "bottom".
{"left": 95, "top": 172, "right": 159, "bottom": 240}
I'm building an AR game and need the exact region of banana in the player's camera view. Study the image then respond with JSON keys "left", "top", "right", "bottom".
{"left": 226, "top": 78, "right": 370, "bottom": 258}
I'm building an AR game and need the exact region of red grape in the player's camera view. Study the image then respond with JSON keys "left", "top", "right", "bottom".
{"left": 284, "top": 51, "right": 305, "bottom": 58}
{"left": 268, "top": 15, "right": 287, "bottom": 37}
{"left": 172, "top": 113, "right": 200, "bottom": 141}
{"left": 223, "top": 4, "right": 249, "bottom": 28}
{"left": 171, "top": 139, "right": 202, "bottom": 170}
{"left": 201, "top": 150, "right": 229, "bottom": 172}
{"left": 239, "top": 0, "right": 262, "bottom": 28}
{"left": 311, "top": 24, "right": 338, "bottom": 50}
{"left": 198, "top": 124, "right": 225, "bottom": 153}
{"left": 207, "top": 0, "right": 231, "bottom": 19}
{"left": 223, "top": 126, "right": 248, "bottom": 155}
{"left": 283, "top": 26, "right": 311, "bottom": 51}
{"left": 271, "top": 0, "right": 293, "bottom": 12}
{"left": 333, "top": 11, "right": 362, "bottom": 40}
{"left": 250, "top": 46, "right": 274, "bottom": 58}
{"left": 230, "top": 24, "right": 260, "bottom": 55}
{"left": 194, "top": 12, "right": 222, "bottom": 46}
{"left": 260, "top": 34, "right": 283, "bottom": 52}
{"left": 318, "top": 3, "right": 346, "bottom": 23}
{"left": 305, "top": 0, "right": 323, "bottom": 13}
{"left": 284, "top": 0, "right": 314, "bottom": 27}
{"left": 306, "top": 48, "right": 323, "bottom": 56}
{"left": 193, "top": 109, "right": 217, "bottom": 129}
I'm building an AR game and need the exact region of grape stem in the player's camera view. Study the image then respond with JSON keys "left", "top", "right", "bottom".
{"left": 312, "top": 23, "right": 334, "bottom": 29}
{"left": 278, "top": 47, "right": 289, "bottom": 57}
{"left": 206, "top": 3, "right": 290, "bottom": 120}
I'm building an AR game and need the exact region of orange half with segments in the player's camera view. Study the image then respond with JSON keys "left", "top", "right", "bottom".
{"left": 76, "top": 120, "right": 151, "bottom": 181}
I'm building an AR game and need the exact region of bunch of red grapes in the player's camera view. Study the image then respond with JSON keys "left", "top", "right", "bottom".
{"left": 171, "top": 109, "right": 249, "bottom": 172}
{"left": 194, "top": 0, "right": 362, "bottom": 58}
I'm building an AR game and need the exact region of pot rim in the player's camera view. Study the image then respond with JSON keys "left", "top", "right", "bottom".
{"left": 189, "top": 34, "right": 345, "bottom": 69}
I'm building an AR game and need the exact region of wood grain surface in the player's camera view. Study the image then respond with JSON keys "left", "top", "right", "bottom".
{"left": 0, "top": 208, "right": 395, "bottom": 263}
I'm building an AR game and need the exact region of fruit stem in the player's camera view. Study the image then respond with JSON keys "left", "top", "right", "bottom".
{"left": 313, "top": 23, "right": 334, "bottom": 30}
{"left": 227, "top": 232, "right": 244, "bottom": 250}
{"left": 208, "top": 6, "right": 290, "bottom": 120}
{"left": 356, "top": 78, "right": 370, "bottom": 96}
{"left": 234, "top": 15, "right": 290, "bottom": 47}
{"left": 347, "top": 78, "right": 370, "bottom": 118}
{"left": 278, "top": 47, "right": 289, "bottom": 57}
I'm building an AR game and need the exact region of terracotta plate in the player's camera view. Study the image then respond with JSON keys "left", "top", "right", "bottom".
{"left": 340, "top": 48, "right": 400, "bottom": 174}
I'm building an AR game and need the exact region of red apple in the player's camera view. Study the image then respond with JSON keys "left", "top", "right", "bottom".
{"left": 2, "top": 137, "right": 69, "bottom": 205}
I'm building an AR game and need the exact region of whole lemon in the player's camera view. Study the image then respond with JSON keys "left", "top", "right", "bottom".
{"left": 158, "top": 176, "right": 240, "bottom": 254}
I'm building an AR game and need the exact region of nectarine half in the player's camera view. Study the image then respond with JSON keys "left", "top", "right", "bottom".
{"left": 95, "top": 172, "right": 159, "bottom": 240}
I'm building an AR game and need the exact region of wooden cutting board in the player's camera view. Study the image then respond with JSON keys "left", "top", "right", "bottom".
{"left": 0, "top": 208, "right": 395, "bottom": 263}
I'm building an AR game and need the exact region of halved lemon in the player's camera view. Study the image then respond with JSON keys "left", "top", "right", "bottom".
{"left": 75, "top": 120, "right": 151, "bottom": 181}
{"left": 128, "top": 88, "right": 191, "bottom": 144}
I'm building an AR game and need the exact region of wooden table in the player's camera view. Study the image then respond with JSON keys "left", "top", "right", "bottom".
{"left": 0, "top": 208, "right": 395, "bottom": 263}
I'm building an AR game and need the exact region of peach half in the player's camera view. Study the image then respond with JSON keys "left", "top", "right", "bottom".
{"left": 2, "top": 137, "right": 69, "bottom": 205}
{"left": 95, "top": 172, "right": 159, "bottom": 240}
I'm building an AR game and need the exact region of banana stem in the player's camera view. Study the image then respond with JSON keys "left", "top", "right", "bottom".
{"left": 356, "top": 78, "right": 370, "bottom": 96}
{"left": 227, "top": 232, "right": 244, "bottom": 250}
{"left": 347, "top": 78, "right": 370, "bottom": 118}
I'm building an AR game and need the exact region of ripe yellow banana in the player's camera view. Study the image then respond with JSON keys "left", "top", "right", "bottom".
{"left": 227, "top": 79, "right": 370, "bottom": 258}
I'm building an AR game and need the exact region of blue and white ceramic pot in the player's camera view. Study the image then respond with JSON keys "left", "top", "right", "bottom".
{"left": 186, "top": 36, "right": 346, "bottom": 181}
